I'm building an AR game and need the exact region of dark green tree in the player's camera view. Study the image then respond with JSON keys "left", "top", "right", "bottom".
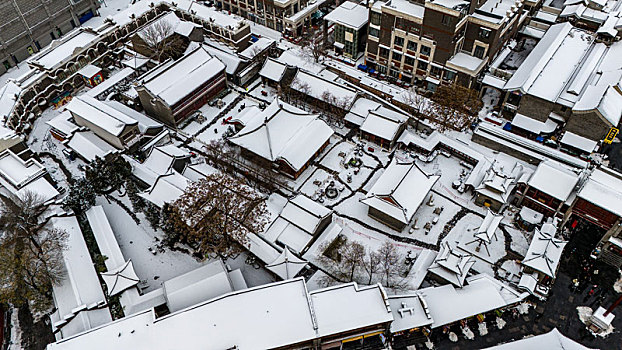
{"left": 63, "top": 177, "right": 97, "bottom": 214}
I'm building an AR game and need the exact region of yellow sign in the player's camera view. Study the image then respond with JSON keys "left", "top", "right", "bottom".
{"left": 604, "top": 127, "right": 619, "bottom": 144}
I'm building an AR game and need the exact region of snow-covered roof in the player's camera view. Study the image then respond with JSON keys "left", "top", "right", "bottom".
{"left": 47, "top": 278, "right": 392, "bottom": 350}
{"left": 263, "top": 194, "right": 332, "bottom": 253}
{"left": 309, "top": 282, "right": 393, "bottom": 337}
{"left": 578, "top": 167, "right": 622, "bottom": 217}
{"left": 204, "top": 45, "right": 243, "bottom": 75}
{"left": 239, "top": 37, "right": 275, "bottom": 60}
{"left": 446, "top": 52, "right": 486, "bottom": 75}
{"left": 482, "top": 328, "right": 596, "bottom": 349}
{"left": 362, "top": 159, "right": 439, "bottom": 225}
{"left": 101, "top": 260, "right": 140, "bottom": 297}
{"left": 345, "top": 97, "right": 383, "bottom": 126}
{"left": 381, "top": 0, "right": 425, "bottom": 19}
{"left": 85, "top": 67, "right": 135, "bottom": 98}
{"left": 0, "top": 81, "right": 22, "bottom": 122}
{"left": 259, "top": 58, "right": 288, "bottom": 82}
{"left": 229, "top": 99, "right": 334, "bottom": 172}
{"left": 388, "top": 294, "right": 434, "bottom": 333}
{"left": 49, "top": 216, "right": 112, "bottom": 339}
{"left": 504, "top": 23, "right": 593, "bottom": 103}
{"left": 519, "top": 206, "right": 544, "bottom": 225}
{"left": 574, "top": 84, "right": 622, "bottom": 125}
{"left": 528, "top": 161, "right": 580, "bottom": 201}
{"left": 86, "top": 206, "right": 126, "bottom": 270}
{"left": 420, "top": 274, "right": 526, "bottom": 328}
{"left": 522, "top": 224, "right": 567, "bottom": 277}
{"left": 46, "top": 111, "right": 80, "bottom": 137}
{"left": 360, "top": 107, "right": 407, "bottom": 142}
{"left": 131, "top": 144, "right": 190, "bottom": 186}
{"left": 427, "top": 242, "right": 475, "bottom": 287}
{"left": 324, "top": 1, "right": 369, "bottom": 30}
{"left": 266, "top": 247, "right": 308, "bottom": 279}
{"left": 182, "top": 162, "right": 218, "bottom": 182}
{"left": 0, "top": 150, "right": 59, "bottom": 201}
{"left": 67, "top": 96, "right": 138, "bottom": 137}
{"left": 163, "top": 260, "right": 236, "bottom": 313}
{"left": 103, "top": 100, "right": 163, "bottom": 134}
{"left": 511, "top": 113, "right": 557, "bottom": 134}
{"left": 559, "top": 131, "right": 598, "bottom": 153}
{"left": 141, "top": 45, "right": 225, "bottom": 106}
{"left": 291, "top": 70, "right": 358, "bottom": 108}
{"left": 77, "top": 64, "right": 101, "bottom": 78}
{"left": 65, "top": 130, "right": 120, "bottom": 162}
{"left": 137, "top": 12, "right": 201, "bottom": 41}
{"left": 140, "top": 171, "right": 191, "bottom": 208}
{"left": 28, "top": 29, "right": 100, "bottom": 70}
{"left": 475, "top": 210, "right": 503, "bottom": 244}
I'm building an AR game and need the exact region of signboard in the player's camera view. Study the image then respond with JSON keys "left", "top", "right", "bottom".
{"left": 604, "top": 127, "right": 619, "bottom": 144}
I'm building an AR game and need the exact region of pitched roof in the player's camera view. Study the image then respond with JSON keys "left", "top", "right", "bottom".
{"left": 522, "top": 224, "right": 567, "bottom": 277}
{"left": 361, "top": 159, "right": 439, "bottom": 224}
{"left": 229, "top": 99, "right": 334, "bottom": 172}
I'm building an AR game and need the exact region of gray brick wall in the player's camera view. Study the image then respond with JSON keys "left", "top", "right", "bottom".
{"left": 0, "top": 0, "right": 99, "bottom": 76}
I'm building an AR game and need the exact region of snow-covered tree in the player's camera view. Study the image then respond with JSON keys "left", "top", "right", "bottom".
{"left": 85, "top": 157, "right": 132, "bottom": 195}
{"left": 63, "top": 178, "right": 97, "bottom": 214}
{"left": 167, "top": 173, "right": 269, "bottom": 258}
{"left": 430, "top": 84, "right": 482, "bottom": 131}
{"left": 126, "top": 179, "right": 145, "bottom": 213}
{"left": 0, "top": 192, "right": 68, "bottom": 312}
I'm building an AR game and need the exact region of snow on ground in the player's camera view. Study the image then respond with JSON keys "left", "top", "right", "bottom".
{"left": 500, "top": 260, "right": 522, "bottom": 284}
{"left": 404, "top": 194, "right": 462, "bottom": 245}
{"left": 181, "top": 90, "right": 241, "bottom": 137}
{"left": 415, "top": 152, "right": 486, "bottom": 215}
{"left": 248, "top": 81, "right": 278, "bottom": 102}
{"left": 97, "top": 196, "right": 204, "bottom": 293}
{"left": 506, "top": 225, "right": 529, "bottom": 257}
{"left": 224, "top": 251, "right": 277, "bottom": 288}
{"left": 298, "top": 168, "right": 352, "bottom": 206}
{"left": 194, "top": 97, "right": 258, "bottom": 144}
{"left": 318, "top": 139, "right": 379, "bottom": 192}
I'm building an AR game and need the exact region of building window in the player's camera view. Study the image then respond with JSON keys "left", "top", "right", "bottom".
{"left": 390, "top": 68, "right": 400, "bottom": 78}
{"left": 371, "top": 12, "right": 381, "bottom": 26}
{"left": 404, "top": 56, "right": 415, "bottom": 66}
{"left": 378, "top": 65, "right": 388, "bottom": 74}
{"left": 420, "top": 45, "right": 431, "bottom": 56}
{"left": 369, "top": 28, "right": 379, "bottom": 38}
{"left": 478, "top": 27, "right": 491, "bottom": 39}
{"left": 50, "top": 32, "right": 56, "bottom": 40}
{"left": 392, "top": 52, "right": 402, "bottom": 62}
{"left": 394, "top": 36, "right": 404, "bottom": 47}
{"left": 441, "top": 14, "right": 452, "bottom": 27}
{"left": 443, "top": 70, "right": 456, "bottom": 81}
{"left": 474, "top": 45, "right": 486, "bottom": 59}
{"left": 430, "top": 65, "right": 442, "bottom": 78}
{"left": 417, "top": 61, "right": 428, "bottom": 70}
{"left": 407, "top": 40, "right": 417, "bottom": 52}
{"left": 70, "top": 19, "right": 76, "bottom": 28}
{"left": 56, "top": 26, "right": 63, "bottom": 37}
{"left": 2, "top": 60, "right": 10, "bottom": 70}
{"left": 379, "top": 47, "right": 390, "bottom": 59}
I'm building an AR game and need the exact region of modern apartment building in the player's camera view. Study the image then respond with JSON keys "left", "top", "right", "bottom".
{"left": 215, "top": 0, "right": 327, "bottom": 37}
{"left": 0, "top": 0, "right": 100, "bottom": 76}
{"left": 364, "top": 0, "right": 526, "bottom": 90}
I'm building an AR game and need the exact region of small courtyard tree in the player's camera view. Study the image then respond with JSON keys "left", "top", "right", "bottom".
{"left": 138, "top": 18, "right": 187, "bottom": 61}
{"left": 430, "top": 84, "right": 482, "bottom": 131}
{"left": 166, "top": 173, "right": 269, "bottom": 257}
{"left": 63, "top": 177, "right": 97, "bottom": 214}
{"left": 0, "top": 192, "right": 68, "bottom": 312}
{"left": 84, "top": 156, "right": 132, "bottom": 195}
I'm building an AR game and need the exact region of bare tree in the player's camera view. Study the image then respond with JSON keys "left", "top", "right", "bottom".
{"left": 430, "top": 84, "right": 482, "bottom": 132}
{"left": 0, "top": 192, "right": 68, "bottom": 312}
{"left": 290, "top": 78, "right": 312, "bottom": 107}
{"left": 167, "top": 173, "right": 269, "bottom": 258}
{"left": 362, "top": 248, "right": 381, "bottom": 285}
{"left": 137, "top": 18, "right": 187, "bottom": 61}
{"left": 376, "top": 241, "right": 409, "bottom": 290}
{"left": 401, "top": 88, "right": 430, "bottom": 130}
{"left": 318, "top": 238, "right": 366, "bottom": 283}
{"left": 301, "top": 33, "right": 327, "bottom": 63}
